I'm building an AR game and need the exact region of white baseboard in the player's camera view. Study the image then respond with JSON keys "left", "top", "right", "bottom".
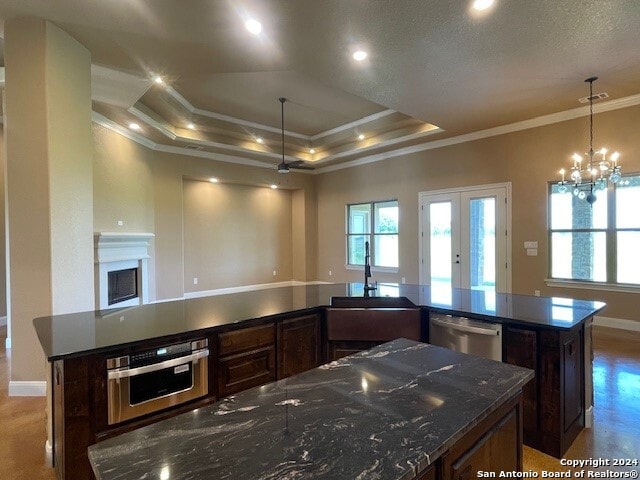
{"left": 8, "top": 380, "right": 47, "bottom": 397}
{"left": 584, "top": 405, "right": 594, "bottom": 428}
{"left": 593, "top": 315, "right": 640, "bottom": 332}
{"left": 45, "top": 440, "right": 53, "bottom": 467}
{"left": 5, "top": 337, "right": 10, "bottom": 349}
{"left": 0, "top": 315, "right": 6, "bottom": 327}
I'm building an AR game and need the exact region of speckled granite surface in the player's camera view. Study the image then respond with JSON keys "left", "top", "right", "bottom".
{"left": 88, "top": 339, "right": 534, "bottom": 480}
{"left": 34, "top": 283, "right": 604, "bottom": 360}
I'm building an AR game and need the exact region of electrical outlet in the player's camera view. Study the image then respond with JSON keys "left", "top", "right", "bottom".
{"left": 193, "top": 277, "right": 198, "bottom": 285}
{"left": 401, "top": 277, "right": 406, "bottom": 284}
{"left": 117, "top": 220, "right": 124, "bottom": 226}
{"left": 272, "top": 270, "right": 277, "bottom": 276}
{"left": 329, "top": 270, "right": 332, "bottom": 276}
{"left": 534, "top": 290, "right": 540, "bottom": 296}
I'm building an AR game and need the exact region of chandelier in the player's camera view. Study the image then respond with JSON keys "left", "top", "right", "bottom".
{"left": 557, "top": 76, "right": 621, "bottom": 204}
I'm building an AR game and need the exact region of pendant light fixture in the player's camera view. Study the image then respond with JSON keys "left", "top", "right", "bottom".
{"left": 557, "top": 77, "right": 621, "bottom": 204}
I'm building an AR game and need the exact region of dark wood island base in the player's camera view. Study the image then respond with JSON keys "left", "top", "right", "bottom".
{"left": 35, "top": 284, "right": 602, "bottom": 479}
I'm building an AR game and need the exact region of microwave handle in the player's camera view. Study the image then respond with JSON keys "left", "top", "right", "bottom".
{"left": 108, "top": 349, "right": 209, "bottom": 380}
{"left": 430, "top": 317, "right": 499, "bottom": 336}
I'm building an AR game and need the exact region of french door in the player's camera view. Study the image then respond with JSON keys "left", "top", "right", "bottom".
{"left": 419, "top": 184, "right": 511, "bottom": 293}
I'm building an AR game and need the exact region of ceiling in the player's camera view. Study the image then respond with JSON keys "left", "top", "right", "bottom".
{"left": 1, "top": 0, "right": 640, "bottom": 172}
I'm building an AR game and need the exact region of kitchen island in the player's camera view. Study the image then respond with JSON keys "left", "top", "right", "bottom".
{"left": 88, "top": 338, "right": 534, "bottom": 480}
{"left": 33, "top": 283, "right": 605, "bottom": 479}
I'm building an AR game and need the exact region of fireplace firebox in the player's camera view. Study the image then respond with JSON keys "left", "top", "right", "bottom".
{"left": 108, "top": 268, "right": 138, "bottom": 305}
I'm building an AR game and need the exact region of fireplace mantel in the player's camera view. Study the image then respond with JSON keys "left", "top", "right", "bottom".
{"left": 94, "top": 232, "right": 154, "bottom": 309}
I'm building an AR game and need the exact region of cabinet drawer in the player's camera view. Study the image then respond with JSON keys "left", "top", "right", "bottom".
{"left": 217, "top": 346, "right": 276, "bottom": 397}
{"left": 277, "top": 314, "right": 321, "bottom": 379}
{"left": 218, "top": 324, "right": 275, "bottom": 356}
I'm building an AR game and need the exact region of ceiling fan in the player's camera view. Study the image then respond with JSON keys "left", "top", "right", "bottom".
{"left": 277, "top": 97, "right": 314, "bottom": 174}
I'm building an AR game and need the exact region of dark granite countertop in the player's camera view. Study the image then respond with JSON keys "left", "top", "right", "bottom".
{"left": 88, "top": 338, "right": 534, "bottom": 480}
{"left": 33, "top": 283, "right": 605, "bottom": 360}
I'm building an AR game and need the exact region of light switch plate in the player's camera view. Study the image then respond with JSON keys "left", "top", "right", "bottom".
{"left": 526, "top": 248, "right": 538, "bottom": 256}
{"left": 524, "top": 241, "right": 538, "bottom": 249}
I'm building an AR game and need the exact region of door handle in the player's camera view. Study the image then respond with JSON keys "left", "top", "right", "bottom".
{"left": 108, "top": 349, "right": 209, "bottom": 380}
{"left": 430, "top": 317, "right": 500, "bottom": 336}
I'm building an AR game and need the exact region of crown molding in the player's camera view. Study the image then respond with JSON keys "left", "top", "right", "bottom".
{"left": 315, "top": 92, "right": 640, "bottom": 174}
{"left": 155, "top": 143, "right": 312, "bottom": 173}
{"left": 314, "top": 125, "right": 443, "bottom": 164}
{"left": 309, "top": 109, "right": 396, "bottom": 141}
{"left": 93, "top": 112, "right": 312, "bottom": 173}
{"left": 128, "top": 105, "right": 177, "bottom": 140}
{"left": 164, "top": 85, "right": 310, "bottom": 140}
{"left": 127, "top": 104, "right": 306, "bottom": 162}
{"left": 93, "top": 90, "right": 640, "bottom": 176}
{"left": 92, "top": 111, "right": 157, "bottom": 149}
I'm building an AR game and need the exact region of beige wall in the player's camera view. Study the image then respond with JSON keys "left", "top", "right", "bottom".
{"left": 316, "top": 105, "right": 640, "bottom": 323}
{"left": 4, "top": 17, "right": 94, "bottom": 383}
{"left": 92, "top": 124, "right": 318, "bottom": 301}
{"left": 0, "top": 129, "right": 6, "bottom": 318}
{"left": 183, "top": 180, "right": 293, "bottom": 291}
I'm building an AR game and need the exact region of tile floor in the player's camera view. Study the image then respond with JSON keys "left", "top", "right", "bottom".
{"left": 0, "top": 324, "right": 638, "bottom": 479}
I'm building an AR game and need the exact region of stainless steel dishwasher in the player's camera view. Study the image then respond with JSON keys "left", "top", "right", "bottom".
{"left": 429, "top": 312, "right": 502, "bottom": 361}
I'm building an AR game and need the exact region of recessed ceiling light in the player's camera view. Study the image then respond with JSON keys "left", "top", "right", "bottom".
{"left": 245, "top": 19, "right": 262, "bottom": 35}
{"left": 270, "top": 184, "right": 278, "bottom": 189}
{"left": 309, "top": 148, "right": 315, "bottom": 154}
{"left": 129, "top": 123, "right": 141, "bottom": 130}
{"left": 209, "top": 177, "right": 218, "bottom": 183}
{"left": 187, "top": 123, "right": 195, "bottom": 130}
{"left": 154, "top": 76, "right": 164, "bottom": 84}
{"left": 472, "top": 0, "right": 494, "bottom": 11}
{"left": 353, "top": 50, "right": 368, "bottom": 62}
{"left": 256, "top": 137, "right": 264, "bottom": 144}
{"left": 358, "top": 134, "right": 365, "bottom": 141}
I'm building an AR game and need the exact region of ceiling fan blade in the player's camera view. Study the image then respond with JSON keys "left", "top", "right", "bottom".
{"left": 288, "top": 160, "right": 314, "bottom": 170}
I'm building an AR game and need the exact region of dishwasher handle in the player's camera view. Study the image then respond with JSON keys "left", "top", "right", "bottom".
{"left": 108, "top": 349, "right": 209, "bottom": 380}
{"left": 430, "top": 317, "right": 500, "bottom": 336}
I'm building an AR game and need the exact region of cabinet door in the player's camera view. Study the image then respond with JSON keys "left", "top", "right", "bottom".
{"left": 504, "top": 327, "right": 537, "bottom": 434}
{"left": 447, "top": 408, "right": 519, "bottom": 479}
{"left": 563, "top": 332, "right": 582, "bottom": 431}
{"left": 277, "top": 314, "right": 321, "bottom": 379}
{"left": 415, "top": 463, "right": 437, "bottom": 480}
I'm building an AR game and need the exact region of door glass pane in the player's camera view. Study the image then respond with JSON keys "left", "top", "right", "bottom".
{"left": 430, "top": 202, "right": 451, "bottom": 287}
{"left": 348, "top": 235, "right": 366, "bottom": 265}
{"left": 551, "top": 232, "right": 606, "bottom": 281}
{"left": 617, "top": 232, "right": 640, "bottom": 284}
{"left": 616, "top": 175, "right": 640, "bottom": 228}
{"left": 469, "top": 197, "right": 495, "bottom": 291}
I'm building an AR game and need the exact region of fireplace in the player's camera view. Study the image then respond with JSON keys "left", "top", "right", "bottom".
{"left": 94, "top": 232, "right": 154, "bottom": 309}
{"left": 108, "top": 268, "right": 138, "bottom": 305}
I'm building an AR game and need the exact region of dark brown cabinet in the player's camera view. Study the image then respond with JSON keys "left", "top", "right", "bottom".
{"left": 50, "top": 303, "right": 583, "bottom": 480}
{"left": 325, "top": 307, "right": 422, "bottom": 361}
{"left": 440, "top": 394, "right": 522, "bottom": 480}
{"left": 504, "top": 327, "right": 537, "bottom": 434}
{"left": 277, "top": 314, "right": 321, "bottom": 379}
{"left": 217, "top": 323, "right": 276, "bottom": 397}
{"left": 504, "top": 324, "right": 584, "bottom": 458}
